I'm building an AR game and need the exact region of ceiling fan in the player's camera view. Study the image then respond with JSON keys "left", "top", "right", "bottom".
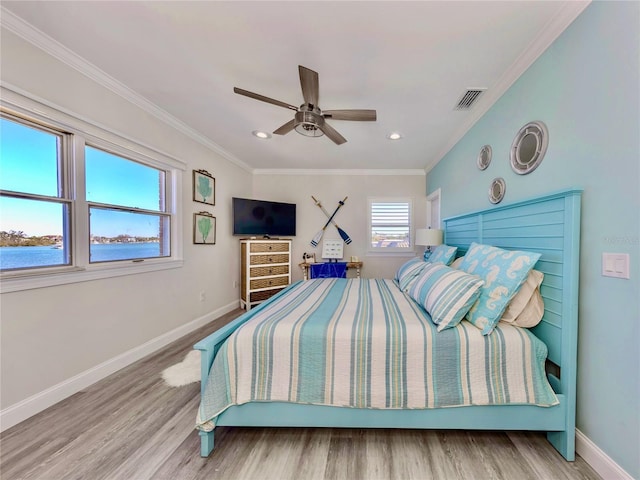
{"left": 234, "top": 65, "right": 377, "bottom": 145}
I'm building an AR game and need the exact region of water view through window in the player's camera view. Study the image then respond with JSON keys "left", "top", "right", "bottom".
{"left": 0, "top": 116, "right": 170, "bottom": 271}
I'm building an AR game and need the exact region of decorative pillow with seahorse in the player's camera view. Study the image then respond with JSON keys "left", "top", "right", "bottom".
{"left": 424, "top": 244, "right": 458, "bottom": 265}
{"left": 458, "top": 242, "right": 541, "bottom": 335}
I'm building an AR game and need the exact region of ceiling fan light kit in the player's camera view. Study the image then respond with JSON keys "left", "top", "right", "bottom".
{"left": 234, "top": 65, "right": 377, "bottom": 145}
{"left": 294, "top": 109, "right": 325, "bottom": 138}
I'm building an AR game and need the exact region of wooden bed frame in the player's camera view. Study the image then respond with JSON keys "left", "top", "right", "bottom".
{"left": 194, "top": 189, "right": 582, "bottom": 460}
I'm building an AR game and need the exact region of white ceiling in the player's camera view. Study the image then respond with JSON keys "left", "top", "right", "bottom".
{"left": 1, "top": 1, "right": 589, "bottom": 172}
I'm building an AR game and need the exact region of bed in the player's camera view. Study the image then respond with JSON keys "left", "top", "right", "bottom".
{"left": 194, "top": 189, "right": 582, "bottom": 460}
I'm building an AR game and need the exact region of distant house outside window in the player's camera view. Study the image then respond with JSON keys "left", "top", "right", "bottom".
{"left": 0, "top": 116, "right": 72, "bottom": 270}
{"left": 368, "top": 198, "right": 412, "bottom": 252}
{"left": 85, "top": 146, "right": 171, "bottom": 263}
{"left": 0, "top": 91, "right": 184, "bottom": 292}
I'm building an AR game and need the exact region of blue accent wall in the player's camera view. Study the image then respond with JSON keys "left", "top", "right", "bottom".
{"left": 427, "top": 2, "right": 639, "bottom": 477}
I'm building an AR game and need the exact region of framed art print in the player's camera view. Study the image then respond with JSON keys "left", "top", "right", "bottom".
{"left": 194, "top": 212, "right": 216, "bottom": 244}
{"left": 193, "top": 169, "right": 215, "bottom": 206}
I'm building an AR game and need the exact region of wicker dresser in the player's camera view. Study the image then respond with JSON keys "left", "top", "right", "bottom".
{"left": 240, "top": 238, "right": 292, "bottom": 310}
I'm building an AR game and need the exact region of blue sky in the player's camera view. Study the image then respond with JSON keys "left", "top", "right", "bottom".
{"left": 1, "top": 118, "right": 163, "bottom": 237}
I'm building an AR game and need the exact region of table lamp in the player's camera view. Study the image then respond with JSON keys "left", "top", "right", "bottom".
{"left": 415, "top": 228, "right": 443, "bottom": 260}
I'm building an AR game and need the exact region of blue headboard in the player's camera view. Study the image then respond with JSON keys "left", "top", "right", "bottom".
{"left": 443, "top": 189, "right": 582, "bottom": 397}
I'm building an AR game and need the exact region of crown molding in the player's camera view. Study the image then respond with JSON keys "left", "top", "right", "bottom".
{"left": 1, "top": 83, "right": 188, "bottom": 171}
{"left": 425, "top": 0, "right": 591, "bottom": 174}
{"left": 253, "top": 168, "right": 426, "bottom": 176}
{"left": 2, "top": 2, "right": 590, "bottom": 177}
{"left": 0, "top": 7, "right": 253, "bottom": 174}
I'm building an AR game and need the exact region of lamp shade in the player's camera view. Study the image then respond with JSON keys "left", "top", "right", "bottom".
{"left": 415, "top": 228, "right": 443, "bottom": 246}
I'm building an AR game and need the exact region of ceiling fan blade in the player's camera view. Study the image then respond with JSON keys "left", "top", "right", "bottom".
{"left": 319, "top": 122, "right": 347, "bottom": 145}
{"left": 233, "top": 87, "right": 298, "bottom": 111}
{"left": 299, "top": 66, "right": 319, "bottom": 107}
{"left": 273, "top": 119, "right": 296, "bottom": 135}
{"left": 323, "top": 109, "right": 377, "bottom": 121}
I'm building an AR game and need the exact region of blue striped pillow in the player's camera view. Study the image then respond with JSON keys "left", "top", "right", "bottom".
{"left": 407, "top": 263, "right": 484, "bottom": 331}
{"left": 394, "top": 257, "right": 428, "bottom": 291}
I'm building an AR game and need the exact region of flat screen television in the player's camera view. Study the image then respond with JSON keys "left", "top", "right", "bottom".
{"left": 232, "top": 197, "right": 296, "bottom": 237}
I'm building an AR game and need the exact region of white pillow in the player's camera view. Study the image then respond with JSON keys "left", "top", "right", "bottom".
{"left": 449, "top": 257, "right": 464, "bottom": 269}
{"left": 512, "top": 288, "right": 545, "bottom": 328}
{"left": 500, "top": 269, "right": 544, "bottom": 326}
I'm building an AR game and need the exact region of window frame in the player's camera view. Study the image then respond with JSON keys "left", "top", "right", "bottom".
{"left": 0, "top": 88, "right": 185, "bottom": 293}
{"left": 83, "top": 142, "right": 172, "bottom": 263}
{"left": 367, "top": 197, "right": 415, "bottom": 255}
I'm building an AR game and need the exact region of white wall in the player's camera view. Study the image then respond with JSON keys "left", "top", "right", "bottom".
{"left": 253, "top": 172, "right": 427, "bottom": 281}
{"left": 0, "top": 29, "right": 252, "bottom": 409}
{"left": 0, "top": 28, "right": 427, "bottom": 423}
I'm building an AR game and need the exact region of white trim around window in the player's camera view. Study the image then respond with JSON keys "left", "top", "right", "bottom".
{"left": 367, "top": 197, "right": 414, "bottom": 255}
{"left": 0, "top": 87, "right": 185, "bottom": 293}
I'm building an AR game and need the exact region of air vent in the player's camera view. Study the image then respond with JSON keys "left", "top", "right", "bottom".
{"left": 454, "top": 89, "right": 486, "bottom": 110}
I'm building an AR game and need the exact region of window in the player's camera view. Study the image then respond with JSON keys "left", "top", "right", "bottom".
{"left": 368, "top": 198, "right": 413, "bottom": 252}
{"left": 85, "top": 146, "right": 170, "bottom": 263}
{"left": 0, "top": 116, "right": 72, "bottom": 269}
{"left": 0, "top": 91, "right": 184, "bottom": 291}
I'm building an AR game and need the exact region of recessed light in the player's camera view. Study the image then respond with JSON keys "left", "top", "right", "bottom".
{"left": 387, "top": 132, "right": 403, "bottom": 140}
{"left": 252, "top": 130, "right": 271, "bottom": 139}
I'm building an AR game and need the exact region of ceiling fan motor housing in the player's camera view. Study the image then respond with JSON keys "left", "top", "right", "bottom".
{"left": 294, "top": 109, "right": 325, "bottom": 137}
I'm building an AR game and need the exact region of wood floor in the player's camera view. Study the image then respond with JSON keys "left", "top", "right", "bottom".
{"left": 1, "top": 309, "right": 601, "bottom": 480}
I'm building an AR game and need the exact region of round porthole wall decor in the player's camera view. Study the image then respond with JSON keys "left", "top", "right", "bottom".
{"left": 510, "top": 121, "right": 548, "bottom": 175}
{"left": 477, "top": 145, "right": 492, "bottom": 170}
{"left": 488, "top": 177, "right": 506, "bottom": 204}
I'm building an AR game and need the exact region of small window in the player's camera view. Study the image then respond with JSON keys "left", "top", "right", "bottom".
{"left": 0, "top": 116, "right": 72, "bottom": 270}
{"left": 368, "top": 198, "right": 412, "bottom": 252}
{"left": 85, "top": 146, "right": 171, "bottom": 263}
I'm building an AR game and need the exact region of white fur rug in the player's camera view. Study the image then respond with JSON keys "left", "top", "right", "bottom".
{"left": 161, "top": 350, "right": 201, "bottom": 387}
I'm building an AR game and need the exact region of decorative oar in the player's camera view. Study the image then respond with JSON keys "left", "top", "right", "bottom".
{"left": 310, "top": 198, "right": 347, "bottom": 247}
{"left": 312, "top": 196, "right": 352, "bottom": 244}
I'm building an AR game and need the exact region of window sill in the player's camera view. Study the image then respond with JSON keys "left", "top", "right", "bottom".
{"left": 0, "top": 259, "right": 184, "bottom": 293}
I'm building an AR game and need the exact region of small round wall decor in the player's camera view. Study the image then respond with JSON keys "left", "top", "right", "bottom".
{"left": 477, "top": 145, "right": 492, "bottom": 170}
{"left": 510, "top": 121, "right": 548, "bottom": 175}
{"left": 488, "top": 177, "right": 506, "bottom": 204}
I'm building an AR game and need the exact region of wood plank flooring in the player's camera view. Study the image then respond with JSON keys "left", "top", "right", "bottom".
{"left": 1, "top": 309, "right": 601, "bottom": 480}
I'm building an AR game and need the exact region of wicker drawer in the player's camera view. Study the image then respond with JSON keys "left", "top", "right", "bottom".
{"left": 250, "top": 242, "right": 290, "bottom": 253}
{"left": 250, "top": 253, "right": 289, "bottom": 265}
{"left": 249, "top": 288, "right": 284, "bottom": 302}
{"left": 249, "top": 276, "right": 289, "bottom": 290}
{"left": 250, "top": 265, "right": 289, "bottom": 278}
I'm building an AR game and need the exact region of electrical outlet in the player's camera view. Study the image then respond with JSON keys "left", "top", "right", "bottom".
{"left": 199, "top": 291, "right": 206, "bottom": 302}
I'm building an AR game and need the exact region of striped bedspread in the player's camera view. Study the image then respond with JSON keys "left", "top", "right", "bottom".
{"left": 197, "top": 278, "right": 557, "bottom": 431}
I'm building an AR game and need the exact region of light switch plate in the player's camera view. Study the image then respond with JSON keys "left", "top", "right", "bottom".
{"left": 602, "top": 253, "right": 630, "bottom": 279}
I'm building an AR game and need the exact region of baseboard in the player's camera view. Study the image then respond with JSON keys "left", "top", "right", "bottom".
{"left": 0, "top": 301, "right": 239, "bottom": 432}
{"left": 576, "top": 429, "right": 634, "bottom": 480}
